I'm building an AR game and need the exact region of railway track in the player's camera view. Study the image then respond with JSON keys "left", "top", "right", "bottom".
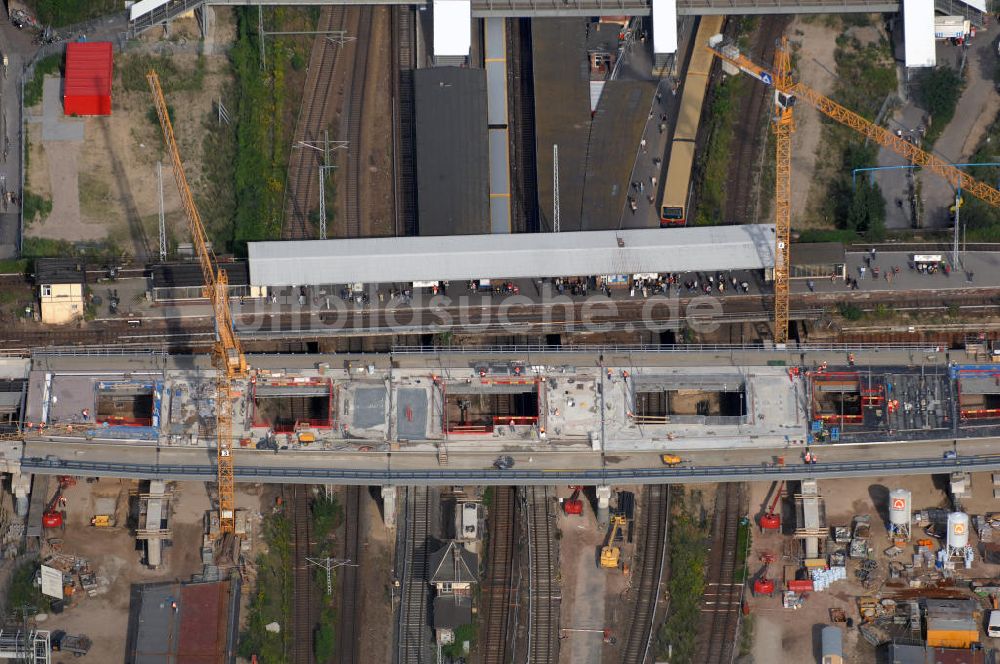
{"left": 345, "top": 8, "right": 373, "bottom": 238}
{"left": 621, "top": 484, "right": 670, "bottom": 664}
{"left": 397, "top": 486, "right": 432, "bottom": 664}
{"left": 723, "top": 16, "right": 790, "bottom": 225}
{"left": 525, "top": 486, "right": 558, "bottom": 664}
{"left": 337, "top": 486, "right": 362, "bottom": 664}
{"left": 481, "top": 487, "right": 516, "bottom": 664}
{"left": 507, "top": 18, "right": 539, "bottom": 233}
{"left": 288, "top": 484, "right": 317, "bottom": 664}
{"left": 283, "top": 7, "right": 348, "bottom": 239}
{"left": 392, "top": 6, "right": 417, "bottom": 236}
{"left": 697, "top": 483, "right": 747, "bottom": 664}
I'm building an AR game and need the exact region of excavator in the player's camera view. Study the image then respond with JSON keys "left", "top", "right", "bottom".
{"left": 563, "top": 486, "right": 584, "bottom": 515}
{"left": 759, "top": 481, "right": 784, "bottom": 531}
{"left": 600, "top": 515, "right": 628, "bottom": 569}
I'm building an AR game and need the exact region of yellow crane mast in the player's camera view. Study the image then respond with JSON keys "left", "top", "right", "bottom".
{"left": 706, "top": 36, "right": 1000, "bottom": 342}
{"left": 147, "top": 70, "right": 247, "bottom": 533}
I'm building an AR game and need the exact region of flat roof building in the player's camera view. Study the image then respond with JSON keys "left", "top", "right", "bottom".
{"left": 248, "top": 225, "right": 776, "bottom": 287}
{"left": 415, "top": 67, "right": 489, "bottom": 236}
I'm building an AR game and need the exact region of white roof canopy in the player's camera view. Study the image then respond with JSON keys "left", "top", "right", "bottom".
{"left": 248, "top": 226, "right": 776, "bottom": 286}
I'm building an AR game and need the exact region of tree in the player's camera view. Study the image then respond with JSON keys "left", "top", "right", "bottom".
{"left": 846, "top": 178, "right": 886, "bottom": 242}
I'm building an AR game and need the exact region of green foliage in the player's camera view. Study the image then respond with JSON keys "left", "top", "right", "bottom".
{"left": 311, "top": 494, "right": 342, "bottom": 551}
{"left": 838, "top": 303, "right": 864, "bottom": 321}
{"left": 119, "top": 54, "right": 207, "bottom": 94}
{"left": 229, "top": 9, "right": 289, "bottom": 251}
{"left": 845, "top": 178, "right": 887, "bottom": 241}
{"left": 0, "top": 259, "right": 30, "bottom": 274}
{"left": 442, "top": 623, "right": 477, "bottom": 659}
{"left": 6, "top": 561, "right": 43, "bottom": 614}
{"left": 915, "top": 67, "right": 964, "bottom": 147}
{"left": 734, "top": 517, "right": 751, "bottom": 582}
{"left": 22, "top": 190, "right": 52, "bottom": 225}
{"left": 314, "top": 611, "right": 336, "bottom": 663}
{"left": 832, "top": 38, "right": 896, "bottom": 120}
{"left": 23, "top": 0, "right": 119, "bottom": 27}
{"left": 146, "top": 104, "right": 175, "bottom": 127}
{"left": 656, "top": 491, "right": 708, "bottom": 661}
{"left": 695, "top": 76, "right": 743, "bottom": 226}
{"left": 24, "top": 55, "right": 62, "bottom": 107}
{"left": 238, "top": 513, "right": 292, "bottom": 662}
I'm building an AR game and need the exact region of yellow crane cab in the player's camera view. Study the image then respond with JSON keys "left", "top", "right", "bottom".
{"left": 661, "top": 453, "right": 682, "bottom": 467}
{"left": 600, "top": 515, "right": 628, "bottom": 569}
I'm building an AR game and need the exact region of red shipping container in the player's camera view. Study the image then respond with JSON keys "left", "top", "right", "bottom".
{"left": 787, "top": 580, "right": 814, "bottom": 592}
{"left": 63, "top": 42, "right": 113, "bottom": 116}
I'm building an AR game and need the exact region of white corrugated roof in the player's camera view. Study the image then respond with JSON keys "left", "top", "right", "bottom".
{"left": 652, "top": 0, "right": 678, "bottom": 55}
{"left": 904, "top": 0, "right": 936, "bottom": 68}
{"left": 248, "top": 226, "right": 776, "bottom": 286}
{"left": 433, "top": 0, "right": 471, "bottom": 57}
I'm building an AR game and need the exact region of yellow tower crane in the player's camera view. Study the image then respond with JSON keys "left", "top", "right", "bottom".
{"left": 147, "top": 70, "right": 247, "bottom": 534}
{"left": 706, "top": 36, "right": 1000, "bottom": 343}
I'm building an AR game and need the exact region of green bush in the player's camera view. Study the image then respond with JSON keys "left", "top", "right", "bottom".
{"left": 838, "top": 303, "right": 864, "bottom": 321}
{"left": 22, "top": 190, "right": 52, "bottom": 225}
{"left": 6, "top": 561, "right": 43, "bottom": 614}
{"left": 695, "top": 76, "right": 743, "bottom": 226}
{"left": 442, "top": 623, "right": 477, "bottom": 659}
{"left": 656, "top": 492, "right": 708, "bottom": 661}
{"left": 916, "top": 67, "right": 964, "bottom": 147}
{"left": 314, "top": 619, "right": 335, "bottom": 662}
{"left": 24, "top": 55, "right": 62, "bottom": 107}
{"left": 24, "top": 0, "right": 119, "bottom": 27}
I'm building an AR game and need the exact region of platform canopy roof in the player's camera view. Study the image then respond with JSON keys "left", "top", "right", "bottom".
{"left": 248, "top": 226, "right": 776, "bottom": 286}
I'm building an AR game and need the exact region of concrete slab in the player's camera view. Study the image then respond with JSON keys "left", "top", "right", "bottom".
{"left": 41, "top": 76, "right": 83, "bottom": 142}
{"left": 397, "top": 387, "right": 429, "bottom": 439}
{"left": 352, "top": 386, "right": 387, "bottom": 430}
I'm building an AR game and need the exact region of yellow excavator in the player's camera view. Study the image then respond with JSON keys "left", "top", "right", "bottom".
{"left": 600, "top": 515, "right": 628, "bottom": 569}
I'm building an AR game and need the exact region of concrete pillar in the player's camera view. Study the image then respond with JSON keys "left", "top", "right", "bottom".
{"left": 381, "top": 486, "right": 397, "bottom": 529}
{"left": 11, "top": 471, "right": 30, "bottom": 518}
{"left": 595, "top": 485, "right": 612, "bottom": 528}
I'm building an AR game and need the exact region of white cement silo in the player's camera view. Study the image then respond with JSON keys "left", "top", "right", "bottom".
{"left": 947, "top": 512, "right": 970, "bottom": 550}
{"left": 888, "top": 489, "right": 911, "bottom": 539}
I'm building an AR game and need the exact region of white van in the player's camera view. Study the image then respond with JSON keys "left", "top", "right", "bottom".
{"left": 987, "top": 610, "right": 1000, "bottom": 638}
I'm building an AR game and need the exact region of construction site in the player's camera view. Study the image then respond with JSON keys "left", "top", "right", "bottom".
{"left": 0, "top": 0, "right": 998, "bottom": 660}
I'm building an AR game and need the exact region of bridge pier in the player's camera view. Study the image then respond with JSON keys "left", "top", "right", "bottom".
{"left": 381, "top": 485, "right": 397, "bottom": 528}
{"left": 10, "top": 471, "right": 29, "bottom": 518}
{"left": 596, "top": 484, "right": 612, "bottom": 527}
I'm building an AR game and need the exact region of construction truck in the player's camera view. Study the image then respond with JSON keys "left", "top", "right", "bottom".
{"left": 600, "top": 515, "right": 628, "bottom": 569}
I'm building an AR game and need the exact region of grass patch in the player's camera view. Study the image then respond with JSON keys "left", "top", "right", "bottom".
{"left": 443, "top": 623, "right": 477, "bottom": 659}
{"left": 0, "top": 259, "right": 30, "bottom": 274}
{"left": 23, "top": 0, "right": 120, "bottom": 27}
{"left": 796, "top": 228, "right": 859, "bottom": 243}
{"left": 734, "top": 517, "right": 751, "bottom": 583}
{"left": 5, "top": 560, "right": 44, "bottom": 614}
{"left": 314, "top": 604, "right": 336, "bottom": 662}
{"left": 22, "top": 190, "right": 52, "bottom": 225}
{"left": 656, "top": 489, "right": 709, "bottom": 661}
{"left": 738, "top": 613, "right": 755, "bottom": 657}
{"left": 229, "top": 8, "right": 293, "bottom": 251}
{"left": 78, "top": 172, "right": 113, "bottom": 220}
{"left": 24, "top": 54, "right": 61, "bottom": 107}
{"left": 694, "top": 75, "right": 744, "bottom": 226}
{"left": 119, "top": 54, "right": 207, "bottom": 94}
{"left": 238, "top": 512, "right": 293, "bottom": 662}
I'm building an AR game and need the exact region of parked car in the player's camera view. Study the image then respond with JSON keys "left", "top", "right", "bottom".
{"left": 493, "top": 455, "right": 515, "bottom": 470}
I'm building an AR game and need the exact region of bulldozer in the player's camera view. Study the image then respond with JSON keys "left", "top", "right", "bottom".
{"left": 600, "top": 515, "right": 628, "bottom": 569}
